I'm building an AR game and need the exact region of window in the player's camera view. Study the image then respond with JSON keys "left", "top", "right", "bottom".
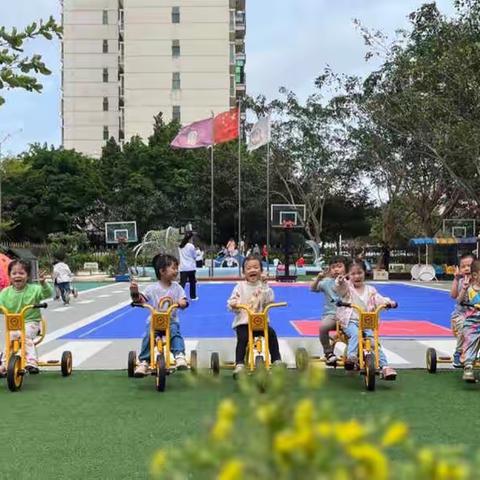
{"left": 172, "top": 105, "right": 181, "bottom": 122}
{"left": 103, "top": 97, "right": 109, "bottom": 111}
{"left": 172, "top": 39, "right": 180, "bottom": 58}
{"left": 102, "top": 39, "right": 108, "bottom": 53}
{"left": 172, "top": 72, "right": 181, "bottom": 90}
{"left": 229, "top": 10, "right": 235, "bottom": 29}
{"left": 230, "top": 75, "right": 235, "bottom": 96}
{"left": 172, "top": 6, "right": 180, "bottom": 23}
{"left": 103, "top": 126, "right": 109, "bottom": 140}
{"left": 102, "top": 9, "right": 108, "bottom": 25}
{"left": 103, "top": 68, "right": 108, "bottom": 83}
{"left": 229, "top": 43, "right": 235, "bottom": 64}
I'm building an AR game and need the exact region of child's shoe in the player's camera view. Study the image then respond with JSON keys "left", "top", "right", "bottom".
{"left": 382, "top": 366, "right": 397, "bottom": 381}
{"left": 0, "top": 355, "right": 5, "bottom": 378}
{"left": 26, "top": 364, "right": 40, "bottom": 375}
{"left": 452, "top": 351, "right": 463, "bottom": 368}
{"left": 325, "top": 353, "right": 337, "bottom": 366}
{"left": 233, "top": 363, "right": 245, "bottom": 379}
{"left": 463, "top": 364, "right": 476, "bottom": 383}
{"left": 344, "top": 356, "right": 358, "bottom": 370}
{"left": 134, "top": 361, "right": 149, "bottom": 378}
{"left": 272, "top": 360, "right": 285, "bottom": 368}
{"left": 175, "top": 353, "right": 188, "bottom": 370}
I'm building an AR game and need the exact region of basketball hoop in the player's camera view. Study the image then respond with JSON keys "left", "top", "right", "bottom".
{"left": 282, "top": 219, "right": 295, "bottom": 229}
{"left": 116, "top": 236, "right": 127, "bottom": 246}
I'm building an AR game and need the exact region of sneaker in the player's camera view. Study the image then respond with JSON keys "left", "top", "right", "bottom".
{"left": 134, "top": 361, "right": 149, "bottom": 378}
{"left": 174, "top": 353, "right": 188, "bottom": 370}
{"left": 26, "top": 365, "right": 40, "bottom": 375}
{"left": 344, "top": 356, "right": 358, "bottom": 371}
{"left": 463, "top": 365, "right": 476, "bottom": 383}
{"left": 382, "top": 366, "right": 397, "bottom": 381}
{"left": 190, "top": 297, "right": 199, "bottom": 302}
{"left": 233, "top": 363, "right": 245, "bottom": 379}
{"left": 325, "top": 353, "right": 337, "bottom": 366}
{"left": 0, "top": 363, "right": 5, "bottom": 378}
{"left": 452, "top": 351, "right": 463, "bottom": 368}
{"left": 272, "top": 360, "right": 285, "bottom": 367}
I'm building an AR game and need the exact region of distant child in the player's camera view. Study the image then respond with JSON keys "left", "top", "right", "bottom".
{"left": 130, "top": 254, "right": 189, "bottom": 377}
{"left": 310, "top": 256, "right": 348, "bottom": 365}
{"left": 334, "top": 259, "right": 397, "bottom": 380}
{"left": 53, "top": 253, "right": 74, "bottom": 305}
{"left": 458, "top": 259, "right": 480, "bottom": 382}
{"left": 450, "top": 253, "right": 474, "bottom": 367}
{"left": 227, "top": 255, "right": 282, "bottom": 377}
{"left": 0, "top": 260, "right": 52, "bottom": 375}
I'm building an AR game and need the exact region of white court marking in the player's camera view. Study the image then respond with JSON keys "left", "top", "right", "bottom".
{"left": 41, "top": 300, "right": 131, "bottom": 347}
{"left": 382, "top": 348, "right": 410, "bottom": 365}
{"left": 418, "top": 339, "right": 457, "bottom": 355}
{"left": 76, "top": 300, "right": 94, "bottom": 304}
{"left": 53, "top": 306, "right": 72, "bottom": 312}
{"left": 97, "top": 294, "right": 112, "bottom": 298}
{"left": 41, "top": 341, "right": 112, "bottom": 367}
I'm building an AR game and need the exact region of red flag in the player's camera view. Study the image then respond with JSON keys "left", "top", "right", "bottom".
{"left": 214, "top": 108, "right": 239, "bottom": 144}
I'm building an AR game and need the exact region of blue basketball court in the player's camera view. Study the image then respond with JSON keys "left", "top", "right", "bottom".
{"left": 61, "top": 282, "right": 454, "bottom": 340}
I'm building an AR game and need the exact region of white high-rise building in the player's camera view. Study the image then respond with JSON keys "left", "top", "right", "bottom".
{"left": 62, "top": 0, "right": 246, "bottom": 157}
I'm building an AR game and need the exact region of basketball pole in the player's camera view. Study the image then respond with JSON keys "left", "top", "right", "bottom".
{"left": 266, "top": 140, "right": 270, "bottom": 273}
{"left": 210, "top": 111, "right": 215, "bottom": 277}
{"left": 238, "top": 99, "right": 242, "bottom": 277}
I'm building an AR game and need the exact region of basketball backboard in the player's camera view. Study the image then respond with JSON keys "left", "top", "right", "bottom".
{"left": 442, "top": 219, "right": 476, "bottom": 238}
{"left": 105, "top": 221, "right": 138, "bottom": 244}
{"left": 270, "top": 204, "right": 306, "bottom": 228}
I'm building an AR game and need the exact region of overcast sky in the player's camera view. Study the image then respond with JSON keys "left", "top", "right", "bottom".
{"left": 0, "top": 0, "right": 456, "bottom": 155}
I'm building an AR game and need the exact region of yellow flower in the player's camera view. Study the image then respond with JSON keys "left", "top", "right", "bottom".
{"left": 150, "top": 449, "right": 167, "bottom": 477}
{"left": 211, "top": 418, "right": 233, "bottom": 442}
{"left": 435, "top": 461, "right": 469, "bottom": 480}
{"left": 218, "top": 398, "right": 237, "bottom": 421}
{"left": 315, "top": 421, "right": 333, "bottom": 438}
{"left": 274, "top": 430, "right": 297, "bottom": 455}
{"left": 256, "top": 404, "right": 276, "bottom": 424}
{"left": 218, "top": 459, "right": 244, "bottom": 480}
{"left": 348, "top": 443, "right": 388, "bottom": 480}
{"left": 303, "top": 363, "right": 326, "bottom": 388}
{"left": 381, "top": 421, "right": 408, "bottom": 447}
{"left": 417, "top": 448, "right": 434, "bottom": 468}
{"left": 294, "top": 398, "right": 315, "bottom": 430}
{"left": 334, "top": 419, "right": 365, "bottom": 445}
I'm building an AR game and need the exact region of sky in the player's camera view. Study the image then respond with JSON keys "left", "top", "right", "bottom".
{"left": 0, "top": 0, "right": 457, "bottom": 156}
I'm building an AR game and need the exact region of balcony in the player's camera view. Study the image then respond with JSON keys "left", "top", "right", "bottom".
{"left": 235, "top": 51, "right": 246, "bottom": 63}
{"left": 235, "top": 11, "right": 245, "bottom": 36}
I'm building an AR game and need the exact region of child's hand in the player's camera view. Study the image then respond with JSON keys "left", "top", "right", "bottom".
{"left": 178, "top": 298, "right": 188, "bottom": 309}
{"left": 261, "top": 272, "right": 268, "bottom": 284}
{"left": 316, "top": 271, "right": 325, "bottom": 280}
{"left": 39, "top": 270, "right": 47, "bottom": 284}
{"left": 462, "top": 275, "right": 471, "bottom": 289}
{"left": 337, "top": 274, "right": 347, "bottom": 284}
{"left": 388, "top": 301, "right": 398, "bottom": 309}
{"left": 130, "top": 282, "right": 140, "bottom": 301}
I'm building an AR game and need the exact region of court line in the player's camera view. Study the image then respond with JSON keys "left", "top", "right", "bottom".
{"left": 78, "top": 310, "right": 130, "bottom": 338}
{"left": 41, "top": 340, "right": 112, "bottom": 367}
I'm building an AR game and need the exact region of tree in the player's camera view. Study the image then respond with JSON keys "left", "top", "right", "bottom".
{"left": 0, "top": 16, "right": 62, "bottom": 106}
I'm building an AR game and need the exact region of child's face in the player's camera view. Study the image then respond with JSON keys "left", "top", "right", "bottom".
{"left": 244, "top": 259, "right": 262, "bottom": 282}
{"left": 348, "top": 264, "right": 365, "bottom": 286}
{"left": 10, "top": 264, "right": 28, "bottom": 289}
{"left": 329, "top": 262, "right": 346, "bottom": 278}
{"left": 460, "top": 257, "right": 473, "bottom": 275}
{"left": 161, "top": 263, "right": 178, "bottom": 283}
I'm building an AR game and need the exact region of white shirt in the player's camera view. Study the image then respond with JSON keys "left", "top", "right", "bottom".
{"left": 179, "top": 243, "right": 197, "bottom": 272}
{"left": 141, "top": 282, "right": 186, "bottom": 323}
{"left": 195, "top": 249, "right": 204, "bottom": 261}
{"left": 53, "top": 262, "right": 73, "bottom": 283}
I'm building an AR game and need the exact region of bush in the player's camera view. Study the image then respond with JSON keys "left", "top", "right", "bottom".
{"left": 151, "top": 367, "right": 474, "bottom": 479}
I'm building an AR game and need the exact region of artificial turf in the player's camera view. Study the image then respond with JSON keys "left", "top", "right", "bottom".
{"left": 1, "top": 369, "right": 478, "bottom": 479}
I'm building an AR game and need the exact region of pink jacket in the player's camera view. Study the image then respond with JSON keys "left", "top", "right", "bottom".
{"left": 334, "top": 279, "right": 392, "bottom": 328}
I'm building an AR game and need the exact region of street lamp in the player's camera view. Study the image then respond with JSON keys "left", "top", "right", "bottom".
{"left": 0, "top": 128, "right": 23, "bottom": 232}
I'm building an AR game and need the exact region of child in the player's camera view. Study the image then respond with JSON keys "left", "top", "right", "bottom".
{"left": 310, "top": 255, "right": 348, "bottom": 365}
{"left": 450, "top": 253, "right": 474, "bottom": 367}
{"left": 130, "top": 254, "right": 189, "bottom": 377}
{"left": 53, "top": 253, "right": 74, "bottom": 305}
{"left": 227, "top": 254, "right": 282, "bottom": 377}
{"left": 0, "top": 260, "right": 52, "bottom": 375}
{"left": 334, "top": 259, "right": 397, "bottom": 380}
{"left": 459, "top": 259, "right": 480, "bottom": 382}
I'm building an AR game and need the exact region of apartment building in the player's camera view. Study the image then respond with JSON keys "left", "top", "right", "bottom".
{"left": 62, "top": 0, "right": 246, "bottom": 157}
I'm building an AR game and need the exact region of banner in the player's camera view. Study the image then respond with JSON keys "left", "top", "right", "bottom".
{"left": 247, "top": 116, "right": 270, "bottom": 152}
{"left": 170, "top": 118, "right": 213, "bottom": 148}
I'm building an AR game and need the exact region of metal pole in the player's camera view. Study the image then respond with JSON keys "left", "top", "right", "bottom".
{"left": 266, "top": 141, "right": 270, "bottom": 273}
{"left": 210, "top": 144, "right": 214, "bottom": 277}
{"left": 237, "top": 100, "right": 242, "bottom": 276}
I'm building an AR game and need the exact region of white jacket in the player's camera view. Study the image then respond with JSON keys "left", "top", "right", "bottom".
{"left": 53, "top": 262, "right": 73, "bottom": 283}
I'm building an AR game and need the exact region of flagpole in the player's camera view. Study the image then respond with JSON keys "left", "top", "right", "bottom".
{"left": 237, "top": 99, "right": 242, "bottom": 277}
{"left": 210, "top": 111, "right": 215, "bottom": 277}
{"left": 266, "top": 140, "right": 270, "bottom": 273}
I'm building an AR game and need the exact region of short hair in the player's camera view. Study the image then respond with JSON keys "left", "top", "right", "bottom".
{"left": 152, "top": 254, "right": 179, "bottom": 280}
{"left": 470, "top": 260, "right": 480, "bottom": 274}
{"left": 8, "top": 259, "right": 31, "bottom": 277}
{"left": 242, "top": 254, "right": 263, "bottom": 272}
{"left": 460, "top": 253, "right": 475, "bottom": 262}
{"left": 329, "top": 255, "right": 348, "bottom": 267}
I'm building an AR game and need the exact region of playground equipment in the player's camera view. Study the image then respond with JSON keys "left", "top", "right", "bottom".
{"left": 105, "top": 221, "right": 138, "bottom": 281}
{"left": 2, "top": 303, "right": 72, "bottom": 392}
{"left": 296, "top": 301, "right": 397, "bottom": 391}
{"left": 128, "top": 297, "right": 197, "bottom": 392}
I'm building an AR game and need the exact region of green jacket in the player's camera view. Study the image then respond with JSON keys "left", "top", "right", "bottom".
{"left": 0, "top": 283, "right": 53, "bottom": 323}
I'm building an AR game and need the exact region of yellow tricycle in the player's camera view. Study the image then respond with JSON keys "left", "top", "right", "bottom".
{"left": 128, "top": 297, "right": 197, "bottom": 392}
{"left": 222, "top": 302, "right": 287, "bottom": 373}
{"left": 1, "top": 303, "right": 73, "bottom": 392}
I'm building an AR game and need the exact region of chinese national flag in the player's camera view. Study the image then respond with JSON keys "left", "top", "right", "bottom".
{"left": 214, "top": 108, "right": 239, "bottom": 144}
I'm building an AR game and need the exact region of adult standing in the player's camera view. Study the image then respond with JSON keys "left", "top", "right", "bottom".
{"left": 179, "top": 231, "right": 198, "bottom": 301}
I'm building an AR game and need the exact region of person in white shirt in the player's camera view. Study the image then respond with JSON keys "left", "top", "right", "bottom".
{"left": 178, "top": 232, "right": 198, "bottom": 301}
{"left": 195, "top": 247, "right": 204, "bottom": 268}
{"left": 53, "top": 253, "right": 74, "bottom": 305}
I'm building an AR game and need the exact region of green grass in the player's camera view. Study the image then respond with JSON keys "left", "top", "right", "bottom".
{"left": 1, "top": 369, "right": 479, "bottom": 479}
